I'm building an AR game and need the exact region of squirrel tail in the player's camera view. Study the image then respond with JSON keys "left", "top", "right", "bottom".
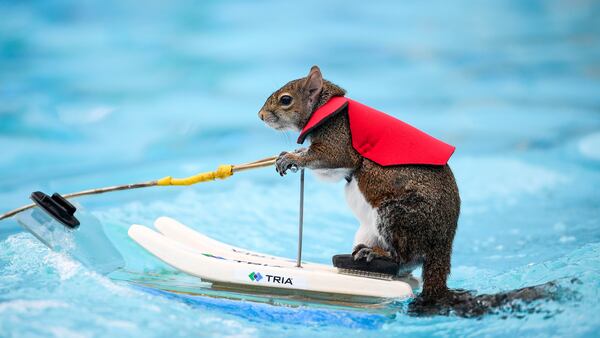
{"left": 407, "top": 278, "right": 580, "bottom": 317}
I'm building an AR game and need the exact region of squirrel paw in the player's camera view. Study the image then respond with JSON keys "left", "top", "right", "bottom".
{"left": 275, "top": 151, "right": 302, "bottom": 176}
{"left": 352, "top": 244, "right": 396, "bottom": 262}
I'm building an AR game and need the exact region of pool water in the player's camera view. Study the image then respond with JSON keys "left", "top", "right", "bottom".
{"left": 1, "top": 0, "right": 600, "bottom": 336}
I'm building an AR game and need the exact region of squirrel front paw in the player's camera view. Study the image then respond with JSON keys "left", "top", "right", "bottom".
{"left": 275, "top": 151, "right": 302, "bottom": 176}
{"left": 352, "top": 244, "right": 396, "bottom": 262}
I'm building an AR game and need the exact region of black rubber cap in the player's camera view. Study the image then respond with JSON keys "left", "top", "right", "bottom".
{"left": 30, "top": 191, "right": 80, "bottom": 229}
{"left": 332, "top": 254, "right": 399, "bottom": 275}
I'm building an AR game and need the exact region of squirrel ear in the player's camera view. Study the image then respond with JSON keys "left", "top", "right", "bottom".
{"left": 304, "top": 65, "right": 323, "bottom": 105}
{"left": 308, "top": 65, "right": 321, "bottom": 76}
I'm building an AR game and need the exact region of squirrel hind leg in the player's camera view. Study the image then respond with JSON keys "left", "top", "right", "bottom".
{"left": 351, "top": 244, "right": 396, "bottom": 262}
{"left": 375, "top": 198, "right": 455, "bottom": 295}
{"left": 420, "top": 250, "right": 452, "bottom": 298}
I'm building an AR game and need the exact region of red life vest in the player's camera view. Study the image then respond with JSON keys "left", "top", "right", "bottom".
{"left": 297, "top": 97, "right": 455, "bottom": 166}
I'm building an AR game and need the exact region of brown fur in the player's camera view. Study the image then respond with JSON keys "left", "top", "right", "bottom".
{"left": 258, "top": 66, "right": 558, "bottom": 316}
{"left": 259, "top": 65, "right": 460, "bottom": 300}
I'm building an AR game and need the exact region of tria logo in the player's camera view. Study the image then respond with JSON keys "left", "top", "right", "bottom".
{"left": 248, "top": 272, "right": 293, "bottom": 285}
{"left": 248, "top": 272, "right": 263, "bottom": 282}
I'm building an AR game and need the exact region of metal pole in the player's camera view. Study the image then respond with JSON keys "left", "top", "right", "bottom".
{"left": 296, "top": 169, "right": 305, "bottom": 268}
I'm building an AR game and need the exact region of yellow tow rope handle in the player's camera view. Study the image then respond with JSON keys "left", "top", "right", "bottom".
{"left": 156, "top": 165, "right": 234, "bottom": 186}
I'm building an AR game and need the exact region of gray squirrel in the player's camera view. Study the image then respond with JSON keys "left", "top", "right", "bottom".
{"left": 258, "top": 66, "right": 560, "bottom": 316}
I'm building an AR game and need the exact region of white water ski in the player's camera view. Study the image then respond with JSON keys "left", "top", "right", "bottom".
{"left": 129, "top": 220, "right": 416, "bottom": 300}
{"left": 154, "top": 217, "right": 419, "bottom": 288}
{"left": 153, "top": 216, "right": 332, "bottom": 271}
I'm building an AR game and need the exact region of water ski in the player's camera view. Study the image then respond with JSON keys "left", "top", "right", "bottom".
{"left": 128, "top": 217, "right": 418, "bottom": 302}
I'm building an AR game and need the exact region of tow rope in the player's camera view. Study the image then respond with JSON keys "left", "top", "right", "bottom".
{"left": 0, "top": 156, "right": 277, "bottom": 221}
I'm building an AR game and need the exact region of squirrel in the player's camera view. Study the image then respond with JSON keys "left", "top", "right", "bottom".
{"left": 258, "top": 66, "right": 560, "bottom": 317}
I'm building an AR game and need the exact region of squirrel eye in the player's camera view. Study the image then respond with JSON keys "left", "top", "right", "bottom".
{"left": 279, "top": 95, "right": 293, "bottom": 106}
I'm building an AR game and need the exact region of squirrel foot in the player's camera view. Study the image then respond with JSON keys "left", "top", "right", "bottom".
{"left": 275, "top": 151, "right": 303, "bottom": 176}
{"left": 352, "top": 244, "right": 396, "bottom": 262}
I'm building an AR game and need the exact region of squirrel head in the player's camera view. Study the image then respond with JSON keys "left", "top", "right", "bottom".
{"left": 258, "top": 65, "right": 346, "bottom": 131}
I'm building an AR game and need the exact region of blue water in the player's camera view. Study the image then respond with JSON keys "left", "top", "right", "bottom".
{"left": 1, "top": 0, "right": 600, "bottom": 336}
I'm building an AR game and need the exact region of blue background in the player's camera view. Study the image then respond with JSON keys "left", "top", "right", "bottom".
{"left": 1, "top": 0, "right": 599, "bottom": 337}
